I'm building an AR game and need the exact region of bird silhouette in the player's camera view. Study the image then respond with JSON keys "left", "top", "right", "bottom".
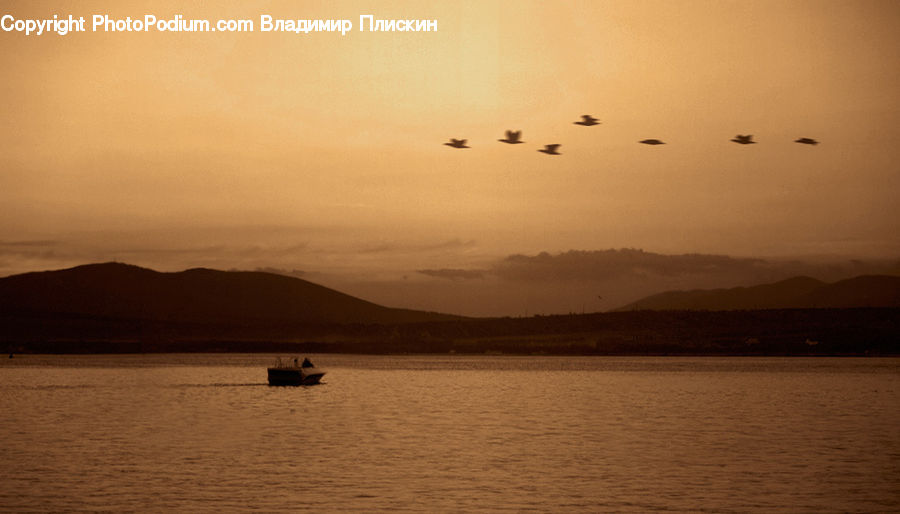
{"left": 574, "top": 115, "right": 600, "bottom": 126}
{"left": 730, "top": 134, "right": 756, "bottom": 144}
{"left": 444, "top": 138, "right": 469, "bottom": 149}
{"left": 639, "top": 139, "right": 665, "bottom": 145}
{"left": 498, "top": 130, "right": 524, "bottom": 144}
{"left": 538, "top": 144, "right": 561, "bottom": 155}
{"left": 795, "top": 138, "right": 819, "bottom": 145}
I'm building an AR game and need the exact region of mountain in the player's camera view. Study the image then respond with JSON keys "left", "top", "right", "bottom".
{"left": 615, "top": 275, "right": 900, "bottom": 311}
{"left": 2, "top": 264, "right": 898, "bottom": 356}
{"left": 0, "top": 262, "right": 459, "bottom": 325}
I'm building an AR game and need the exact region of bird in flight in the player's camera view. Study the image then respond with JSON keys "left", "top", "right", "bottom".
{"left": 538, "top": 144, "right": 561, "bottom": 155}
{"left": 498, "top": 130, "right": 525, "bottom": 144}
{"left": 730, "top": 134, "right": 756, "bottom": 144}
{"left": 444, "top": 138, "right": 469, "bottom": 149}
{"left": 794, "top": 138, "right": 819, "bottom": 145}
{"left": 639, "top": 139, "right": 665, "bottom": 145}
{"left": 574, "top": 115, "right": 600, "bottom": 126}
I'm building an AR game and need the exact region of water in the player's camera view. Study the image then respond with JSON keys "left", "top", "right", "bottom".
{"left": 1, "top": 355, "right": 898, "bottom": 512}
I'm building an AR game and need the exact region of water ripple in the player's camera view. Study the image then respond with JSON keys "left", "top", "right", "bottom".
{"left": 1, "top": 356, "right": 898, "bottom": 512}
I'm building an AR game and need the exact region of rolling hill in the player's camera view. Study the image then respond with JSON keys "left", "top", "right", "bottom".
{"left": 615, "top": 275, "right": 900, "bottom": 311}
{"left": 2, "top": 264, "right": 898, "bottom": 355}
{"left": 0, "top": 262, "right": 459, "bottom": 325}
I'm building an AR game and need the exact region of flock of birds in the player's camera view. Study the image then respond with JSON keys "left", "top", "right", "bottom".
{"left": 444, "top": 115, "right": 819, "bottom": 155}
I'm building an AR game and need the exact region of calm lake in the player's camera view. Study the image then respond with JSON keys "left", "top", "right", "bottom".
{"left": 1, "top": 355, "right": 898, "bottom": 512}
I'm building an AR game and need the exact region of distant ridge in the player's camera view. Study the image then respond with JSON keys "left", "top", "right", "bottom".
{"left": 2, "top": 264, "right": 898, "bottom": 356}
{"left": 0, "top": 262, "right": 460, "bottom": 325}
{"left": 615, "top": 275, "right": 900, "bottom": 311}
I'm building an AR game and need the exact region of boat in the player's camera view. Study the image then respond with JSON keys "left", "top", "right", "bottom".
{"left": 267, "top": 357, "right": 326, "bottom": 386}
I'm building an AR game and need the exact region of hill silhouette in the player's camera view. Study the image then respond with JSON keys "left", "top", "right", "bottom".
{"left": 0, "top": 262, "right": 459, "bottom": 325}
{"left": 2, "top": 264, "right": 897, "bottom": 356}
{"left": 615, "top": 275, "right": 900, "bottom": 311}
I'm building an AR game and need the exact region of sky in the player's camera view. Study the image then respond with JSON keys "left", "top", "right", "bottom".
{"left": 1, "top": 0, "right": 899, "bottom": 315}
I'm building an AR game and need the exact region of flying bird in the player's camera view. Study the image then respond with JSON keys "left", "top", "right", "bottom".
{"left": 538, "top": 144, "right": 561, "bottom": 155}
{"left": 794, "top": 138, "right": 819, "bottom": 145}
{"left": 498, "top": 130, "right": 524, "bottom": 144}
{"left": 639, "top": 139, "right": 665, "bottom": 145}
{"left": 574, "top": 115, "right": 600, "bottom": 126}
{"left": 730, "top": 134, "right": 756, "bottom": 144}
{"left": 444, "top": 138, "right": 469, "bottom": 149}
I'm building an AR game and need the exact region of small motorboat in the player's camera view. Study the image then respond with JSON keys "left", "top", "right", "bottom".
{"left": 267, "top": 357, "right": 326, "bottom": 386}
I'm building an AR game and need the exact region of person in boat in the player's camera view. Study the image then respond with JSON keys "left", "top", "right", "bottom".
{"left": 302, "top": 357, "right": 314, "bottom": 368}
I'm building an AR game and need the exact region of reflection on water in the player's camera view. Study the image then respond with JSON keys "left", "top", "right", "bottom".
{"left": 1, "top": 355, "right": 898, "bottom": 512}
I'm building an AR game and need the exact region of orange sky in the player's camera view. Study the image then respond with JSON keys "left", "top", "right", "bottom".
{"left": 1, "top": 0, "right": 899, "bottom": 312}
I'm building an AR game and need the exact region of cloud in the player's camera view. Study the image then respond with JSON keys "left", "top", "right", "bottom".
{"left": 0, "top": 240, "right": 67, "bottom": 267}
{"left": 356, "top": 239, "right": 476, "bottom": 255}
{"left": 411, "top": 248, "right": 900, "bottom": 293}
{"left": 0, "top": 240, "right": 59, "bottom": 247}
{"left": 491, "top": 249, "right": 768, "bottom": 281}
{"left": 249, "top": 267, "right": 308, "bottom": 279}
{"left": 417, "top": 268, "right": 486, "bottom": 281}
{"left": 489, "top": 249, "right": 900, "bottom": 284}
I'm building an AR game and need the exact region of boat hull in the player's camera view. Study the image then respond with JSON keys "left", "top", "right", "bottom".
{"left": 267, "top": 367, "right": 325, "bottom": 386}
